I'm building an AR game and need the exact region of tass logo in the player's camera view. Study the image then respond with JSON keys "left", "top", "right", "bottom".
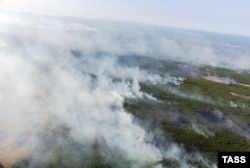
{"left": 218, "top": 152, "right": 250, "bottom": 168}
{"left": 221, "top": 156, "right": 246, "bottom": 163}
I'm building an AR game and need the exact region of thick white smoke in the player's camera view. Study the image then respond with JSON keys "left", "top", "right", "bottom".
{"left": 0, "top": 32, "right": 167, "bottom": 167}
{"left": 0, "top": 10, "right": 171, "bottom": 168}
{"left": 0, "top": 9, "right": 218, "bottom": 168}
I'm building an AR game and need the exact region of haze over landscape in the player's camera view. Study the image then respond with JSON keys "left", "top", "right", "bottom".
{"left": 1, "top": 0, "right": 250, "bottom": 36}
{"left": 0, "top": 1, "right": 250, "bottom": 168}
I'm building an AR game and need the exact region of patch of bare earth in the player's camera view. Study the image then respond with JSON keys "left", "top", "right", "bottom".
{"left": 230, "top": 92, "right": 250, "bottom": 100}
{"left": 238, "top": 83, "right": 250, "bottom": 88}
{"left": 203, "top": 76, "right": 231, "bottom": 84}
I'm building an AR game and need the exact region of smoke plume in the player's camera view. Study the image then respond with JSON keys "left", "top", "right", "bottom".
{"left": 0, "top": 9, "right": 220, "bottom": 168}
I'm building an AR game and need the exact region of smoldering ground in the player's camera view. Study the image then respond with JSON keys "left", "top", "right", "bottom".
{"left": 0, "top": 40, "right": 197, "bottom": 167}
{"left": 0, "top": 32, "right": 165, "bottom": 167}
{"left": 0, "top": 10, "right": 227, "bottom": 168}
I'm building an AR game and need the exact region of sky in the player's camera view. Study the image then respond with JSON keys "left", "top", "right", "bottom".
{"left": 1, "top": 0, "right": 250, "bottom": 36}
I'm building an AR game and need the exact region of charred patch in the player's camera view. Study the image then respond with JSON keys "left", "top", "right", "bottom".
{"left": 196, "top": 110, "right": 224, "bottom": 123}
